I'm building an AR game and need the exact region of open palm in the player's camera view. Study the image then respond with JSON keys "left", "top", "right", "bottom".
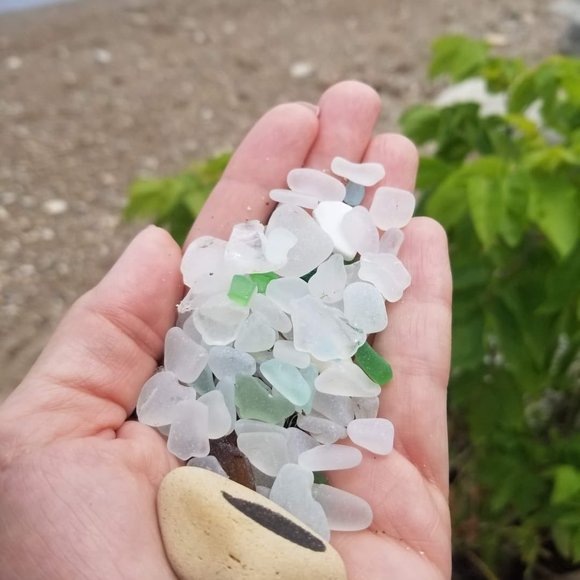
{"left": 0, "top": 81, "right": 451, "bottom": 580}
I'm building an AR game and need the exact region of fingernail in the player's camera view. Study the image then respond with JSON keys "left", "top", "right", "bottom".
{"left": 296, "top": 101, "right": 320, "bottom": 116}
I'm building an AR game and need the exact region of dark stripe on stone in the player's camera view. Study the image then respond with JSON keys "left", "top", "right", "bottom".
{"left": 222, "top": 491, "right": 326, "bottom": 553}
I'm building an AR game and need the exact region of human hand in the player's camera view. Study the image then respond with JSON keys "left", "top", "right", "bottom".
{"left": 0, "top": 81, "right": 451, "bottom": 580}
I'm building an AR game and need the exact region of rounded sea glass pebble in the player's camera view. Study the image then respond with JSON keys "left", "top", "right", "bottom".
{"left": 342, "top": 281, "right": 388, "bottom": 334}
{"left": 266, "top": 204, "right": 334, "bottom": 277}
{"left": 312, "top": 484, "right": 373, "bottom": 532}
{"left": 358, "top": 252, "right": 411, "bottom": 303}
{"left": 260, "top": 359, "right": 312, "bottom": 406}
{"left": 315, "top": 360, "right": 381, "bottom": 398}
{"left": 237, "top": 432, "right": 290, "bottom": 477}
{"left": 346, "top": 418, "right": 395, "bottom": 455}
{"left": 298, "top": 444, "right": 362, "bottom": 471}
{"left": 208, "top": 346, "right": 256, "bottom": 380}
{"left": 167, "top": 399, "right": 210, "bottom": 460}
{"left": 234, "top": 312, "right": 277, "bottom": 353}
{"left": 297, "top": 414, "right": 347, "bottom": 445}
{"left": 307, "top": 253, "right": 346, "bottom": 304}
{"left": 331, "top": 157, "right": 385, "bottom": 187}
{"left": 137, "top": 371, "right": 197, "bottom": 427}
{"left": 369, "top": 187, "right": 415, "bottom": 231}
{"left": 287, "top": 168, "right": 346, "bottom": 202}
{"left": 198, "top": 390, "right": 233, "bottom": 439}
{"left": 311, "top": 391, "right": 355, "bottom": 427}
{"left": 270, "top": 464, "right": 330, "bottom": 541}
{"left": 270, "top": 188, "right": 320, "bottom": 209}
{"left": 193, "top": 294, "right": 249, "bottom": 345}
{"left": 379, "top": 228, "right": 405, "bottom": 255}
{"left": 250, "top": 293, "right": 292, "bottom": 333}
{"left": 181, "top": 236, "right": 230, "bottom": 296}
{"left": 340, "top": 206, "right": 379, "bottom": 255}
{"left": 312, "top": 201, "right": 356, "bottom": 260}
{"left": 265, "top": 277, "right": 309, "bottom": 313}
{"left": 164, "top": 327, "right": 208, "bottom": 384}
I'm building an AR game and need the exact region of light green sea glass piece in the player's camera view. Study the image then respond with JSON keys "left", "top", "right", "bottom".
{"left": 355, "top": 342, "right": 393, "bottom": 385}
{"left": 260, "top": 359, "right": 312, "bottom": 407}
{"left": 234, "top": 374, "right": 295, "bottom": 424}
{"left": 227, "top": 275, "right": 257, "bottom": 306}
{"left": 249, "top": 271, "right": 279, "bottom": 293}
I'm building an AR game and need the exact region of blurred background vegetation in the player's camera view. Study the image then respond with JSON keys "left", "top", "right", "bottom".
{"left": 125, "top": 36, "right": 580, "bottom": 579}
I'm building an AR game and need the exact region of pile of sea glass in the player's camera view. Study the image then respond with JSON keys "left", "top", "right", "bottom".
{"left": 137, "top": 156, "right": 415, "bottom": 541}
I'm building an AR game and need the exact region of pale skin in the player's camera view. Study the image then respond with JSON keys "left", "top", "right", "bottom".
{"left": 0, "top": 81, "right": 452, "bottom": 580}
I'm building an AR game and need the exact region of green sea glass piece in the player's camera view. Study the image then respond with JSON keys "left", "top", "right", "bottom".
{"left": 249, "top": 271, "right": 279, "bottom": 293}
{"left": 228, "top": 275, "right": 257, "bottom": 306}
{"left": 234, "top": 374, "right": 295, "bottom": 424}
{"left": 354, "top": 342, "right": 393, "bottom": 385}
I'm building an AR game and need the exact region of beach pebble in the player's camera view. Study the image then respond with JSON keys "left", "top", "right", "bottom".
{"left": 347, "top": 418, "right": 395, "bottom": 455}
{"left": 369, "top": 187, "right": 415, "bottom": 230}
{"left": 158, "top": 467, "right": 347, "bottom": 580}
{"left": 331, "top": 157, "right": 385, "bottom": 186}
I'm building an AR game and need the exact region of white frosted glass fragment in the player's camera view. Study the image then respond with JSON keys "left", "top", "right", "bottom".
{"left": 234, "top": 312, "right": 277, "bottom": 352}
{"left": 256, "top": 485, "right": 271, "bottom": 498}
{"left": 347, "top": 418, "right": 394, "bottom": 455}
{"left": 308, "top": 254, "right": 346, "bottom": 304}
{"left": 379, "top": 228, "right": 405, "bottom": 255}
{"left": 224, "top": 220, "right": 275, "bottom": 273}
{"left": 291, "top": 295, "right": 365, "bottom": 361}
{"left": 265, "top": 277, "right": 309, "bottom": 313}
{"left": 167, "top": 399, "right": 210, "bottom": 460}
{"left": 285, "top": 427, "right": 320, "bottom": 463}
{"left": 331, "top": 157, "right": 385, "bottom": 187}
{"left": 236, "top": 432, "right": 289, "bottom": 477}
{"left": 234, "top": 419, "right": 288, "bottom": 436}
{"left": 198, "top": 390, "right": 232, "bottom": 439}
{"left": 263, "top": 227, "right": 298, "bottom": 269}
{"left": 298, "top": 444, "right": 362, "bottom": 471}
{"left": 273, "top": 340, "right": 311, "bottom": 369}
{"left": 187, "top": 456, "right": 228, "bottom": 478}
{"left": 359, "top": 252, "right": 411, "bottom": 302}
{"left": 297, "top": 414, "right": 347, "bottom": 444}
{"left": 312, "top": 391, "right": 355, "bottom": 427}
{"left": 315, "top": 361, "right": 381, "bottom": 398}
{"left": 216, "top": 379, "right": 236, "bottom": 430}
{"left": 136, "top": 371, "right": 196, "bottom": 427}
{"left": 340, "top": 206, "right": 379, "bottom": 254}
{"left": 343, "top": 281, "right": 388, "bottom": 333}
{"left": 177, "top": 288, "right": 208, "bottom": 314}
{"left": 267, "top": 204, "right": 334, "bottom": 277}
{"left": 269, "top": 464, "right": 330, "bottom": 541}
{"left": 208, "top": 346, "right": 256, "bottom": 380}
{"left": 312, "top": 201, "right": 356, "bottom": 260}
{"left": 353, "top": 396, "right": 380, "bottom": 420}
{"left": 164, "top": 327, "right": 208, "bottom": 384}
{"left": 181, "top": 314, "right": 203, "bottom": 342}
{"left": 252, "top": 350, "right": 274, "bottom": 364}
{"left": 250, "top": 293, "right": 292, "bottom": 333}
{"left": 344, "top": 261, "right": 361, "bottom": 285}
{"left": 312, "top": 484, "right": 373, "bottom": 531}
{"left": 157, "top": 424, "right": 171, "bottom": 437}
{"left": 193, "top": 294, "right": 249, "bottom": 345}
{"left": 181, "top": 236, "right": 231, "bottom": 295}
{"left": 369, "top": 187, "right": 416, "bottom": 230}
{"left": 270, "top": 188, "right": 319, "bottom": 209}
{"left": 287, "top": 167, "right": 346, "bottom": 202}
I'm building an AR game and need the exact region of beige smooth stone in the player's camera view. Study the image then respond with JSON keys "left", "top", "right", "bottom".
{"left": 158, "top": 467, "right": 347, "bottom": 580}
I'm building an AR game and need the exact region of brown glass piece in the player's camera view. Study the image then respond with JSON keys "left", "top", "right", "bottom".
{"left": 210, "top": 432, "right": 256, "bottom": 491}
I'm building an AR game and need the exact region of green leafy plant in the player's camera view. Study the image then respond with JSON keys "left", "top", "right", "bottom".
{"left": 124, "top": 152, "right": 231, "bottom": 245}
{"left": 400, "top": 35, "right": 580, "bottom": 576}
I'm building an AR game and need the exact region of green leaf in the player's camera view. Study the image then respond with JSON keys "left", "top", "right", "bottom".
{"left": 124, "top": 178, "right": 180, "bottom": 221}
{"left": 467, "top": 176, "right": 502, "bottom": 249}
{"left": 415, "top": 157, "right": 454, "bottom": 193}
{"left": 499, "top": 170, "right": 530, "bottom": 247}
{"left": 399, "top": 104, "right": 441, "bottom": 144}
{"left": 551, "top": 465, "right": 580, "bottom": 505}
{"left": 430, "top": 35, "right": 489, "bottom": 81}
{"left": 528, "top": 174, "right": 580, "bottom": 258}
{"left": 508, "top": 70, "right": 537, "bottom": 114}
{"left": 451, "top": 305, "right": 485, "bottom": 370}
{"left": 552, "top": 523, "right": 580, "bottom": 563}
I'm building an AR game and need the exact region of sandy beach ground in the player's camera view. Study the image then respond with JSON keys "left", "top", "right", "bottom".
{"left": 0, "top": 0, "right": 564, "bottom": 398}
